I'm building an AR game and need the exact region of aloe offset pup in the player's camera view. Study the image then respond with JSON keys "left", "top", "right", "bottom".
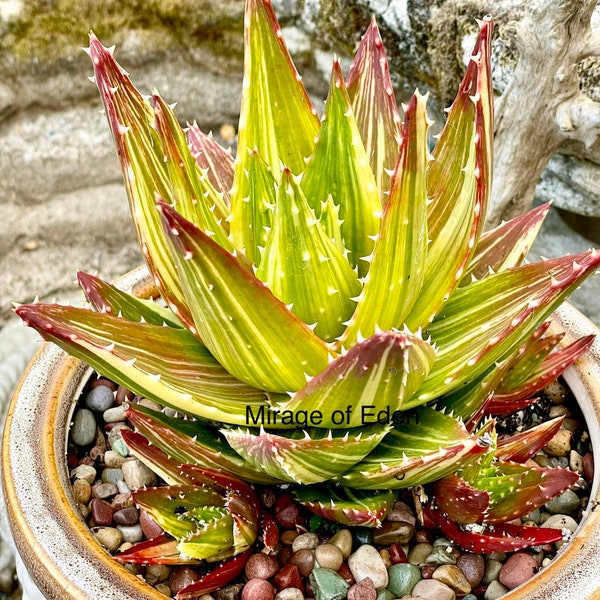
{"left": 15, "top": 0, "right": 600, "bottom": 596}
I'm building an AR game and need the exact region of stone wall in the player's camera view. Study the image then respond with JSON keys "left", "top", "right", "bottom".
{"left": 1, "top": 0, "right": 600, "bottom": 328}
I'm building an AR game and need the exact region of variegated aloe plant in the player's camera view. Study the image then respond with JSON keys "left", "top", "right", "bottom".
{"left": 15, "top": 0, "right": 600, "bottom": 595}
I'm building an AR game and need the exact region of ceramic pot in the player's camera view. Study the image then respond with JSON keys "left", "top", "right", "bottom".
{"left": 2, "top": 266, "right": 600, "bottom": 599}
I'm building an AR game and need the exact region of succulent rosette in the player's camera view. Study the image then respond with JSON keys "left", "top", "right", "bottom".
{"left": 15, "top": 0, "right": 600, "bottom": 595}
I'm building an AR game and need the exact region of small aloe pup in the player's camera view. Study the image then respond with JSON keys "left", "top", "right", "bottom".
{"left": 15, "top": 0, "right": 600, "bottom": 596}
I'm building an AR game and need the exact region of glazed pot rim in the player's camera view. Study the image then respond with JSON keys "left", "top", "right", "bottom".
{"left": 2, "top": 265, "right": 600, "bottom": 599}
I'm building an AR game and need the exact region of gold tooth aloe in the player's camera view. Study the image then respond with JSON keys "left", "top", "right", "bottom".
{"left": 14, "top": 0, "right": 600, "bottom": 579}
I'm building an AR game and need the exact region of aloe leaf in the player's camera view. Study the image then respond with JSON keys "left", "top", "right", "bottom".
{"left": 15, "top": 303, "right": 271, "bottom": 424}
{"left": 87, "top": 35, "right": 194, "bottom": 328}
{"left": 116, "top": 534, "right": 199, "bottom": 565}
{"left": 256, "top": 169, "right": 362, "bottom": 342}
{"left": 157, "top": 201, "right": 332, "bottom": 393}
{"left": 406, "top": 17, "right": 494, "bottom": 329}
{"left": 221, "top": 424, "right": 389, "bottom": 484}
{"left": 301, "top": 60, "right": 381, "bottom": 277}
{"left": 431, "top": 474, "right": 490, "bottom": 524}
{"left": 279, "top": 330, "right": 435, "bottom": 429}
{"left": 490, "top": 335, "right": 595, "bottom": 409}
{"left": 186, "top": 122, "right": 234, "bottom": 208}
{"left": 294, "top": 485, "right": 396, "bottom": 527}
{"left": 425, "top": 505, "right": 566, "bottom": 553}
{"left": 126, "top": 405, "right": 283, "bottom": 484}
{"left": 495, "top": 417, "right": 565, "bottom": 463}
{"left": 346, "top": 16, "right": 402, "bottom": 199}
{"left": 230, "top": 0, "right": 319, "bottom": 262}
{"left": 463, "top": 203, "right": 551, "bottom": 282}
{"left": 338, "top": 407, "right": 490, "bottom": 489}
{"left": 77, "top": 271, "right": 183, "bottom": 328}
{"left": 339, "top": 91, "right": 429, "bottom": 348}
{"left": 418, "top": 249, "right": 600, "bottom": 402}
{"left": 473, "top": 461, "right": 580, "bottom": 523}
{"left": 152, "top": 94, "right": 231, "bottom": 247}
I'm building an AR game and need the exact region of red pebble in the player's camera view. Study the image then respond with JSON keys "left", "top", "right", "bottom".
{"left": 242, "top": 578, "right": 275, "bottom": 600}
{"left": 274, "top": 494, "right": 304, "bottom": 528}
{"left": 169, "top": 566, "right": 200, "bottom": 595}
{"left": 337, "top": 562, "right": 355, "bottom": 585}
{"left": 389, "top": 543, "right": 408, "bottom": 564}
{"left": 421, "top": 565, "right": 436, "bottom": 579}
{"left": 139, "top": 510, "right": 164, "bottom": 539}
{"left": 583, "top": 452, "right": 594, "bottom": 483}
{"left": 89, "top": 499, "right": 114, "bottom": 526}
{"left": 274, "top": 564, "right": 303, "bottom": 591}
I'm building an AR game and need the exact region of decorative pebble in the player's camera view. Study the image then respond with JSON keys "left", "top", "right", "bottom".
{"left": 432, "top": 564, "right": 471, "bottom": 595}
{"left": 214, "top": 583, "right": 245, "bottom": 600}
{"left": 583, "top": 452, "right": 594, "bottom": 483}
{"left": 90, "top": 499, "right": 114, "bottom": 526}
{"left": 425, "top": 545, "right": 458, "bottom": 566}
{"left": 541, "top": 513, "right": 578, "bottom": 532}
{"left": 140, "top": 510, "right": 164, "bottom": 539}
{"left": 70, "top": 408, "right": 97, "bottom": 446}
{"left": 111, "top": 492, "right": 134, "bottom": 510}
{"left": 104, "top": 449, "right": 127, "bottom": 468}
{"left": 498, "top": 552, "right": 537, "bottom": 590}
{"left": 292, "top": 532, "right": 319, "bottom": 552}
{"left": 372, "top": 521, "right": 414, "bottom": 545}
{"left": 102, "top": 468, "right": 124, "bottom": 485}
{"left": 348, "top": 544, "right": 389, "bottom": 589}
{"left": 103, "top": 405, "right": 127, "bottom": 423}
{"left": 456, "top": 553, "right": 484, "bottom": 587}
{"left": 329, "top": 529, "right": 352, "bottom": 558}
{"left": 72, "top": 478, "right": 92, "bottom": 504}
{"left": 85, "top": 385, "right": 115, "bottom": 412}
{"left": 112, "top": 438, "right": 129, "bottom": 457}
{"left": 387, "top": 562, "right": 421, "bottom": 597}
{"left": 484, "top": 579, "right": 509, "bottom": 600}
{"left": 145, "top": 564, "right": 172, "bottom": 586}
{"left": 314, "top": 544, "right": 344, "bottom": 571}
{"left": 170, "top": 566, "right": 201, "bottom": 595}
{"left": 245, "top": 553, "right": 279, "bottom": 580}
{"left": 308, "top": 567, "right": 350, "bottom": 600}
{"left": 242, "top": 578, "right": 275, "bottom": 600}
{"left": 118, "top": 523, "right": 144, "bottom": 543}
{"left": 389, "top": 543, "right": 407, "bottom": 564}
{"left": 274, "top": 564, "right": 303, "bottom": 591}
{"left": 407, "top": 542, "right": 433, "bottom": 565}
{"left": 543, "top": 429, "right": 572, "bottom": 457}
{"left": 71, "top": 463, "right": 97, "bottom": 483}
{"left": 289, "top": 549, "right": 315, "bottom": 577}
{"left": 411, "top": 578, "right": 455, "bottom": 600}
{"left": 281, "top": 530, "right": 300, "bottom": 546}
{"left": 92, "top": 526, "right": 123, "bottom": 552}
{"left": 275, "top": 495, "right": 304, "bottom": 529}
{"left": 483, "top": 558, "right": 503, "bottom": 584}
{"left": 385, "top": 501, "right": 416, "bottom": 526}
{"left": 375, "top": 591, "right": 395, "bottom": 600}
{"left": 122, "top": 458, "right": 157, "bottom": 489}
{"left": 347, "top": 577, "right": 376, "bottom": 600}
{"left": 113, "top": 506, "right": 139, "bottom": 526}
{"left": 93, "top": 482, "right": 119, "bottom": 500}
{"left": 107, "top": 423, "right": 132, "bottom": 448}
{"left": 545, "top": 489, "right": 580, "bottom": 515}
{"left": 569, "top": 449, "right": 583, "bottom": 473}
{"left": 275, "top": 588, "right": 304, "bottom": 600}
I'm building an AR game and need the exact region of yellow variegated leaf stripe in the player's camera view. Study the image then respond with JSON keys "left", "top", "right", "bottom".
{"left": 230, "top": 0, "right": 319, "bottom": 263}
{"left": 280, "top": 330, "right": 435, "bottom": 428}
{"left": 15, "top": 304, "right": 270, "bottom": 424}
{"left": 301, "top": 60, "right": 381, "bottom": 278}
{"left": 338, "top": 91, "right": 429, "bottom": 349}
{"left": 347, "top": 16, "right": 402, "bottom": 199}
{"left": 256, "top": 169, "right": 361, "bottom": 342}
{"left": 153, "top": 95, "right": 230, "bottom": 247}
{"left": 158, "top": 201, "right": 332, "bottom": 393}
{"left": 337, "top": 407, "right": 489, "bottom": 489}
{"left": 221, "top": 425, "right": 389, "bottom": 484}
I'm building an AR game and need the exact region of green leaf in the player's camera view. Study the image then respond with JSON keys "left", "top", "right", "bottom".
{"left": 256, "top": 169, "right": 362, "bottom": 342}
{"left": 221, "top": 424, "right": 389, "bottom": 484}
{"left": 126, "top": 405, "right": 283, "bottom": 484}
{"left": 346, "top": 16, "right": 402, "bottom": 199}
{"left": 15, "top": 303, "right": 271, "bottom": 424}
{"left": 229, "top": 0, "right": 319, "bottom": 262}
{"left": 301, "top": 60, "right": 381, "bottom": 277}
{"left": 279, "top": 330, "right": 435, "bottom": 429}
{"left": 463, "top": 203, "right": 550, "bottom": 282}
{"left": 418, "top": 249, "right": 600, "bottom": 402}
{"left": 87, "top": 35, "right": 194, "bottom": 328}
{"left": 405, "top": 17, "right": 494, "bottom": 329}
{"left": 152, "top": 94, "right": 231, "bottom": 248}
{"left": 337, "top": 407, "right": 490, "bottom": 489}
{"left": 77, "top": 271, "right": 183, "bottom": 328}
{"left": 158, "top": 201, "right": 332, "bottom": 393}
{"left": 338, "top": 91, "right": 429, "bottom": 349}
{"left": 295, "top": 485, "right": 396, "bottom": 527}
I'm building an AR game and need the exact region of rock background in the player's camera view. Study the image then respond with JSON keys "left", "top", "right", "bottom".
{"left": 1, "top": 0, "right": 599, "bottom": 332}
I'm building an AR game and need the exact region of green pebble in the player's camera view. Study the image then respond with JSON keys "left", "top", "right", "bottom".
{"left": 112, "top": 438, "right": 129, "bottom": 457}
{"left": 102, "top": 468, "right": 124, "bottom": 484}
{"left": 376, "top": 590, "right": 396, "bottom": 600}
{"left": 463, "top": 595, "right": 477, "bottom": 600}
{"left": 387, "top": 562, "right": 421, "bottom": 597}
{"left": 309, "top": 567, "right": 350, "bottom": 600}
